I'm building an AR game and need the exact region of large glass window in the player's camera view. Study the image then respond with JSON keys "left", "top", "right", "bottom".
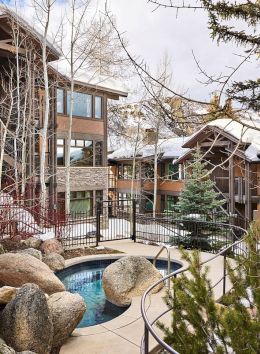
{"left": 67, "top": 91, "right": 92, "bottom": 117}
{"left": 57, "top": 89, "right": 64, "bottom": 114}
{"left": 95, "top": 96, "right": 102, "bottom": 119}
{"left": 70, "top": 191, "right": 93, "bottom": 215}
{"left": 57, "top": 139, "right": 103, "bottom": 167}
{"left": 70, "top": 140, "right": 93, "bottom": 166}
{"left": 57, "top": 139, "right": 64, "bottom": 166}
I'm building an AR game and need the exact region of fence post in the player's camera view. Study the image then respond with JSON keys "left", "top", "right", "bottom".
{"left": 131, "top": 199, "right": 136, "bottom": 242}
{"left": 96, "top": 201, "right": 101, "bottom": 247}
{"left": 223, "top": 251, "right": 227, "bottom": 296}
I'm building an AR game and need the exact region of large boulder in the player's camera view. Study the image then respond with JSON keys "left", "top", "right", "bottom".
{"left": 0, "top": 283, "right": 53, "bottom": 354}
{"left": 0, "top": 338, "right": 16, "bottom": 354}
{"left": 0, "top": 253, "right": 65, "bottom": 294}
{"left": 43, "top": 253, "right": 65, "bottom": 272}
{"left": 17, "top": 248, "right": 42, "bottom": 261}
{"left": 21, "top": 237, "right": 42, "bottom": 250}
{"left": 102, "top": 256, "right": 164, "bottom": 306}
{"left": 41, "top": 239, "right": 64, "bottom": 256}
{"left": 0, "top": 286, "right": 17, "bottom": 304}
{"left": 48, "top": 291, "right": 86, "bottom": 349}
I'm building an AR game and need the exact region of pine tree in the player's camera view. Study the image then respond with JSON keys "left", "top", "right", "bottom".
{"left": 176, "top": 151, "right": 224, "bottom": 215}
{"left": 158, "top": 222, "right": 260, "bottom": 354}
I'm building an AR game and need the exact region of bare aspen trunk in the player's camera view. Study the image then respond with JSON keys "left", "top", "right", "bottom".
{"left": 39, "top": 2, "right": 51, "bottom": 209}
{"left": 64, "top": 79, "right": 74, "bottom": 214}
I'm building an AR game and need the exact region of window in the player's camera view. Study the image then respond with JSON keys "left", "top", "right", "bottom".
{"left": 168, "top": 163, "right": 179, "bottom": 180}
{"left": 70, "top": 191, "right": 93, "bottom": 214}
{"left": 57, "top": 89, "right": 64, "bottom": 114}
{"left": 67, "top": 91, "right": 92, "bottom": 117}
{"left": 144, "top": 164, "right": 154, "bottom": 179}
{"left": 57, "top": 139, "right": 64, "bottom": 166}
{"left": 145, "top": 195, "right": 154, "bottom": 212}
{"left": 95, "top": 96, "right": 102, "bottom": 119}
{"left": 95, "top": 141, "right": 103, "bottom": 166}
{"left": 96, "top": 190, "right": 103, "bottom": 203}
{"left": 167, "top": 195, "right": 178, "bottom": 211}
{"left": 70, "top": 140, "right": 93, "bottom": 166}
{"left": 58, "top": 139, "right": 103, "bottom": 167}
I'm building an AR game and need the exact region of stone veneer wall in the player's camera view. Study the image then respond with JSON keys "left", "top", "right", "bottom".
{"left": 56, "top": 167, "right": 108, "bottom": 193}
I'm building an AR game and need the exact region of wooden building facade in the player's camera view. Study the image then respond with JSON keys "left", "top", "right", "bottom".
{"left": 0, "top": 8, "right": 127, "bottom": 213}
{"left": 109, "top": 119, "right": 260, "bottom": 224}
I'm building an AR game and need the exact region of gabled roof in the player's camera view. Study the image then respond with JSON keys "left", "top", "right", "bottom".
{"left": 0, "top": 5, "right": 60, "bottom": 60}
{"left": 51, "top": 60, "right": 128, "bottom": 98}
{"left": 182, "top": 117, "right": 260, "bottom": 163}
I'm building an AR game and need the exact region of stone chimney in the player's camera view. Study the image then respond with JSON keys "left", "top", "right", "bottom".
{"left": 143, "top": 128, "right": 157, "bottom": 145}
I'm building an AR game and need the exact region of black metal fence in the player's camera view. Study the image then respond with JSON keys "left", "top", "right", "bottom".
{"left": 0, "top": 199, "right": 247, "bottom": 253}
{"left": 57, "top": 199, "right": 134, "bottom": 249}
{"left": 135, "top": 211, "right": 245, "bottom": 253}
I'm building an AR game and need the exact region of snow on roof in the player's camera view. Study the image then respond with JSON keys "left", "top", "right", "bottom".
{"left": 108, "top": 136, "right": 190, "bottom": 161}
{"left": 51, "top": 59, "right": 128, "bottom": 97}
{"left": 184, "top": 116, "right": 260, "bottom": 162}
{"left": 208, "top": 117, "right": 260, "bottom": 145}
{"left": 0, "top": 5, "right": 60, "bottom": 58}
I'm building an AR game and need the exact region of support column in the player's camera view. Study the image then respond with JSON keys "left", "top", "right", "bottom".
{"left": 229, "top": 150, "right": 235, "bottom": 215}
{"left": 245, "top": 161, "right": 252, "bottom": 224}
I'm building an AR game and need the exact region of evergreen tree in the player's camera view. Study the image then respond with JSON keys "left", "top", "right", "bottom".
{"left": 176, "top": 151, "right": 224, "bottom": 215}
{"left": 158, "top": 223, "right": 260, "bottom": 354}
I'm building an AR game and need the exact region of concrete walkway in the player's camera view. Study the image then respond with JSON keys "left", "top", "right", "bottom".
{"left": 60, "top": 240, "right": 228, "bottom": 354}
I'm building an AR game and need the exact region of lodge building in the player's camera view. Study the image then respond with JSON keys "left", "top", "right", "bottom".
{"left": 108, "top": 119, "right": 260, "bottom": 225}
{"left": 0, "top": 7, "right": 127, "bottom": 213}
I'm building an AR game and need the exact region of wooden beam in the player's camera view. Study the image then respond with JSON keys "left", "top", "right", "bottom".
{"left": 0, "top": 39, "right": 12, "bottom": 44}
{"left": 0, "top": 43, "right": 26, "bottom": 55}
{"left": 245, "top": 161, "right": 252, "bottom": 222}
{"left": 200, "top": 141, "right": 230, "bottom": 147}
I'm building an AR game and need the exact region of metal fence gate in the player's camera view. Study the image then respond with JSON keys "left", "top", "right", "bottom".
{"left": 58, "top": 199, "right": 135, "bottom": 249}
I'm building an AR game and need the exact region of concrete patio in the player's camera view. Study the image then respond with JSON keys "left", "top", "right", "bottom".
{"left": 60, "top": 240, "right": 229, "bottom": 354}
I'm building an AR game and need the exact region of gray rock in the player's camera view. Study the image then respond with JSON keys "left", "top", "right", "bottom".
{"left": 0, "top": 338, "right": 16, "bottom": 354}
{"left": 43, "top": 253, "right": 65, "bottom": 272}
{"left": 0, "top": 283, "right": 53, "bottom": 354}
{"left": 40, "top": 239, "right": 64, "bottom": 256}
{"left": 48, "top": 291, "right": 86, "bottom": 349}
{"left": 0, "top": 286, "right": 17, "bottom": 304}
{"left": 102, "top": 256, "right": 164, "bottom": 306}
{"left": 21, "top": 237, "right": 42, "bottom": 250}
{"left": 18, "top": 248, "right": 42, "bottom": 261}
{"left": 0, "top": 253, "right": 65, "bottom": 295}
{"left": 0, "top": 244, "right": 5, "bottom": 255}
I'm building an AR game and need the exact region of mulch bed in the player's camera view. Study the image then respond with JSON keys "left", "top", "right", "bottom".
{"left": 63, "top": 247, "right": 124, "bottom": 260}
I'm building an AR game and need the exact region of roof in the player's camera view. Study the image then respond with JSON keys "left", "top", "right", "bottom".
{"left": 108, "top": 136, "right": 190, "bottom": 161}
{"left": 51, "top": 60, "right": 128, "bottom": 97}
{"left": 0, "top": 5, "right": 60, "bottom": 59}
{"left": 183, "top": 117, "right": 260, "bottom": 162}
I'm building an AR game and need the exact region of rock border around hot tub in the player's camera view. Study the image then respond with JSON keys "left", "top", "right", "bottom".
{"left": 59, "top": 253, "right": 183, "bottom": 336}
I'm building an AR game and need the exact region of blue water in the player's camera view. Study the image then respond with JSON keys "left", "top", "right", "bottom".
{"left": 57, "top": 258, "right": 181, "bottom": 328}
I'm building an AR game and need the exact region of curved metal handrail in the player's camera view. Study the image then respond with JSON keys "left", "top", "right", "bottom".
{"left": 140, "top": 222, "right": 247, "bottom": 354}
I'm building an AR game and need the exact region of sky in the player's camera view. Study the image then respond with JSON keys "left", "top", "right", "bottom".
{"left": 4, "top": 0, "right": 259, "bottom": 105}
{"left": 106, "top": 0, "right": 259, "bottom": 103}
